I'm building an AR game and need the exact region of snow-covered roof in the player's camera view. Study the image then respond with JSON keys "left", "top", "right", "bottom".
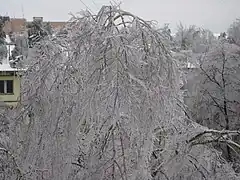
{"left": 0, "top": 57, "right": 26, "bottom": 72}
{"left": 213, "top": 33, "right": 221, "bottom": 38}
{"left": 0, "top": 63, "right": 22, "bottom": 72}
{"left": 187, "top": 62, "right": 196, "bottom": 68}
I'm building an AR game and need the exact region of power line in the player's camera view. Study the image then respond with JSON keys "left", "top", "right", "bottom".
{"left": 79, "top": 0, "right": 94, "bottom": 14}
{"left": 111, "top": 0, "right": 122, "bottom": 7}
{"left": 91, "top": 0, "right": 99, "bottom": 10}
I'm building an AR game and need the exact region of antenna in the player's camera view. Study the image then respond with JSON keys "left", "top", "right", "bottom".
{"left": 21, "top": 4, "right": 25, "bottom": 19}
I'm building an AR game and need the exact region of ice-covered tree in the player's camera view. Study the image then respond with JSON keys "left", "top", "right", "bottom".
{"left": 228, "top": 18, "right": 240, "bottom": 46}
{"left": 186, "top": 41, "right": 240, "bottom": 172}
{"left": 174, "top": 23, "right": 216, "bottom": 53}
{"left": 0, "top": 19, "right": 7, "bottom": 61}
{"left": 43, "top": 22, "right": 53, "bottom": 35}
{"left": 0, "top": 5, "right": 239, "bottom": 180}
{"left": 27, "top": 19, "right": 48, "bottom": 48}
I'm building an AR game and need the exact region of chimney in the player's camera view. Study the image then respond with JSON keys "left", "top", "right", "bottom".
{"left": 33, "top": 17, "right": 43, "bottom": 22}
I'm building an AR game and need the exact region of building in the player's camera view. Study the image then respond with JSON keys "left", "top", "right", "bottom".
{"left": 2, "top": 16, "right": 68, "bottom": 34}
{"left": 3, "top": 18, "right": 27, "bottom": 34}
{"left": 49, "top": 21, "right": 68, "bottom": 30}
{"left": 0, "top": 36, "right": 26, "bottom": 107}
{"left": 0, "top": 63, "right": 24, "bottom": 107}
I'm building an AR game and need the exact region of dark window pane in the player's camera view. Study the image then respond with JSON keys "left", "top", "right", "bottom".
{"left": 6, "top": 80, "right": 13, "bottom": 93}
{"left": 0, "top": 81, "right": 4, "bottom": 93}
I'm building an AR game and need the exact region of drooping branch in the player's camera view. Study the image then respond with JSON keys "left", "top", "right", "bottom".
{"left": 188, "top": 129, "right": 240, "bottom": 154}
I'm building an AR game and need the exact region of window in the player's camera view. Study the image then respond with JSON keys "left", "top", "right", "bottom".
{"left": 0, "top": 80, "right": 13, "bottom": 94}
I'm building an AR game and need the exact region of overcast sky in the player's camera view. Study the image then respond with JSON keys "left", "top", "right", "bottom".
{"left": 1, "top": 0, "right": 240, "bottom": 33}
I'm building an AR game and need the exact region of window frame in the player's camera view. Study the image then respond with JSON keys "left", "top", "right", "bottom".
{"left": 0, "top": 80, "right": 14, "bottom": 94}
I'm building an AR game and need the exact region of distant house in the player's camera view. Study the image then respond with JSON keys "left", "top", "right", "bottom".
{"left": 0, "top": 36, "right": 26, "bottom": 107}
{"left": 49, "top": 21, "right": 68, "bottom": 30}
{"left": 0, "top": 62, "right": 24, "bottom": 107}
{"left": 3, "top": 16, "right": 68, "bottom": 34}
{"left": 32, "top": 17, "right": 68, "bottom": 30}
{"left": 3, "top": 18, "right": 27, "bottom": 34}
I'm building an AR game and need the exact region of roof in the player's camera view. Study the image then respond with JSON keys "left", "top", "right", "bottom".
{"left": 3, "top": 17, "right": 68, "bottom": 34}
{"left": 0, "top": 63, "right": 26, "bottom": 72}
{"left": 3, "top": 18, "right": 26, "bottom": 34}
{"left": 0, "top": 64, "right": 18, "bottom": 71}
{"left": 49, "top": 21, "right": 68, "bottom": 29}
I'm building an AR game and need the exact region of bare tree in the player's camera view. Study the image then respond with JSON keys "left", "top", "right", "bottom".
{"left": 228, "top": 18, "right": 240, "bottom": 46}
{"left": 174, "top": 23, "right": 216, "bottom": 53}
{"left": 187, "top": 41, "right": 240, "bottom": 171}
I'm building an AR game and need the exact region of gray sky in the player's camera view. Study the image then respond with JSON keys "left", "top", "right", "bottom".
{"left": 1, "top": 0, "right": 240, "bottom": 33}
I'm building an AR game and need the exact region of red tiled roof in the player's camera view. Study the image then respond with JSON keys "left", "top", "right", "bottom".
{"left": 3, "top": 18, "right": 68, "bottom": 34}
{"left": 3, "top": 18, "right": 26, "bottom": 34}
